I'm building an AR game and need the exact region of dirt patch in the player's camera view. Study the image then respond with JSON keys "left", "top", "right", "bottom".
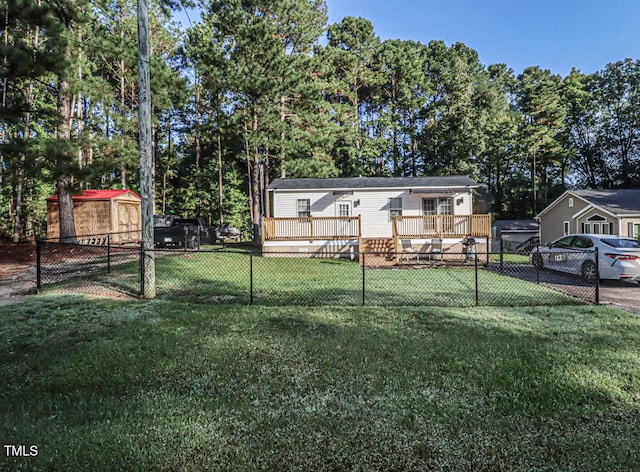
{"left": 0, "top": 240, "right": 36, "bottom": 270}
{"left": 0, "top": 240, "right": 140, "bottom": 303}
{"left": 0, "top": 240, "right": 37, "bottom": 299}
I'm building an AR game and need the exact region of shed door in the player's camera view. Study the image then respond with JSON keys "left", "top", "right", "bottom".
{"left": 118, "top": 203, "right": 140, "bottom": 240}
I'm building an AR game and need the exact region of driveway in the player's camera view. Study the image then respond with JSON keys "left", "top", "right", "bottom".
{"left": 490, "top": 263, "right": 640, "bottom": 314}
{"left": 599, "top": 280, "right": 640, "bottom": 315}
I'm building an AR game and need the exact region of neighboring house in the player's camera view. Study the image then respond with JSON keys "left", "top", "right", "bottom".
{"left": 46, "top": 189, "right": 142, "bottom": 243}
{"left": 263, "top": 176, "right": 491, "bottom": 260}
{"left": 535, "top": 189, "right": 640, "bottom": 244}
{"left": 492, "top": 220, "right": 540, "bottom": 253}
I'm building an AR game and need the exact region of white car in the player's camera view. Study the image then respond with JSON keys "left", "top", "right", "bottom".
{"left": 530, "top": 234, "right": 640, "bottom": 282}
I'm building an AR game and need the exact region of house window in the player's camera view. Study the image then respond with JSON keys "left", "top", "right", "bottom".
{"left": 439, "top": 198, "right": 453, "bottom": 215}
{"left": 585, "top": 214, "right": 611, "bottom": 235}
{"left": 632, "top": 223, "right": 640, "bottom": 239}
{"left": 563, "top": 221, "right": 570, "bottom": 235}
{"left": 422, "top": 197, "right": 453, "bottom": 215}
{"left": 422, "top": 198, "right": 436, "bottom": 215}
{"left": 389, "top": 197, "right": 403, "bottom": 218}
{"left": 338, "top": 203, "right": 350, "bottom": 217}
{"left": 297, "top": 199, "right": 311, "bottom": 218}
{"left": 568, "top": 197, "right": 574, "bottom": 208}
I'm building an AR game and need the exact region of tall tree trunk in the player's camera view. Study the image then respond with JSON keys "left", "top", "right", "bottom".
{"left": 13, "top": 7, "right": 39, "bottom": 240}
{"left": 0, "top": 3, "right": 8, "bottom": 196}
{"left": 244, "top": 121, "right": 253, "bottom": 226}
{"left": 13, "top": 77, "right": 33, "bottom": 242}
{"left": 264, "top": 152, "right": 270, "bottom": 218}
{"left": 57, "top": 76, "right": 77, "bottom": 243}
{"left": 195, "top": 81, "right": 202, "bottom": 170}
{"left": 75, "top": 33, "right": 84, "bottom": 188}
{"left": 217, "top": 133, "right": 224, "bottom": 224}
{"left": 119, "top": 6, "right": 127, "bottom": 189}
{"left": 280, "top": 94, "right": 287, "bottom": 178}
{"left": 250, "top": 109, "right": 261, "bottom": 243}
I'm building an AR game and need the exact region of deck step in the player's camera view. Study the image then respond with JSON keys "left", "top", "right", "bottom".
{"left": 360, "top": 238, "right": 396, "bottom": 266}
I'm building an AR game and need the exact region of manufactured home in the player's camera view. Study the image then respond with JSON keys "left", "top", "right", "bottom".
{"left": 263, "top": 176, "right": 491, "bottom": 261}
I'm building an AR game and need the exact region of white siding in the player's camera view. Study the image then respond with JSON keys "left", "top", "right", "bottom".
{"left": 357, "top": 189, "right": 406, "bottom": 238}
{"left": 272, "top": 188, "right": 474, "bottom": 239}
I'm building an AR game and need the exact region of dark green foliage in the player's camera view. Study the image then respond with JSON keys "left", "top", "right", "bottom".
{"left": 3, "top": 1, "right": 640, "bottom": 239}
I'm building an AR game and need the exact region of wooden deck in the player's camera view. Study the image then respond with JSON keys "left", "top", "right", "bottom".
{"left": 262, "top": 214, "right": 491, "bottom": 242}
{"left": 392, "top": 215, "right": 492, "bottom": 239}
{"left": 262, "top": 216, "right": 361, "bottom": 243}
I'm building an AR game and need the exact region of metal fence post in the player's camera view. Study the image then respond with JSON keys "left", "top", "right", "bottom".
{"left": 250, "top": 252, "right": 254, "bottom": 305}
{"left": 36, "top": 236, "right": 41, "bottom": 294}
{"left": 107, "top": 234, "right": 111, "bottom": 274}
{"left": 139, "top": 241, "right": 145, "bottom": 297}
{"left": 499, "top": 238, "right": 504, "bottom": 273}
{"left": 595, "top": 247, "right": 600, "bottom": 305}
{"left": 362, "top": 253, "right": 366, "bottom": 306}
{"left": 475, "top": 253, "right": 479, "bottom": 306}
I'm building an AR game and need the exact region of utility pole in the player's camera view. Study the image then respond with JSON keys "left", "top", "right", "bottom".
{"left": 532, "top": 147, "right": 537, "bottom": 216}
{"left": 138, "top": 0, "right": 155, "bottom": 298}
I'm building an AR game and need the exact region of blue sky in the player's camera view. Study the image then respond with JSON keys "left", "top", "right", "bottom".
{"left": 175, "top": 1, "right": 640, "bottom": 77}
{"left": 325, "top": 0, "right": 640, "bottom": 76}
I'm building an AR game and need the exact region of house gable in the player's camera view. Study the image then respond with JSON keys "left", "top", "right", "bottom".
{"left": 535, "top": 191, "right": 591, "bottom": 219}
{"left": 537, "top": 192, "right": 591, "bottom": 243}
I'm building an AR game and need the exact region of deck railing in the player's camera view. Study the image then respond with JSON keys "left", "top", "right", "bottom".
{"left": 262, "top": 214, "right": 492, "bottom": 242}
{"left": 392, "top": 214, "right": 492, "bottom": 239}
{"left": 262, "top": 216, "right": 361, "bottom": 242}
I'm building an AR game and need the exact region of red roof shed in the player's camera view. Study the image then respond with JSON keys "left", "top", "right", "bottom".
{"left": 47, "top": 189, "right": 141, "bottom": 243}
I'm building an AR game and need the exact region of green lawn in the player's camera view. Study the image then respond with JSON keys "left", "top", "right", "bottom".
{"left": 2, "top": 295, "right": 640, "bottom": 470}
{"left": 40, "top": 249, "right": 587, "bottom": 307}
{"left": 148, "top": 251, "right": 584, "bottom": 307}
{"left": 489, "top": 253, "right": 531, "bottom": 264}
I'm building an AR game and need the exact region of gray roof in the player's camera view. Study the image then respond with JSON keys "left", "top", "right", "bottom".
{"left": 573, "top": 189, "right": 640, "bottom": 215}
{"left": 268, "top": 176, "right": 478, "bottom": 191}
{"left": 493, "top": 220, "right": 540, "bottom": 232}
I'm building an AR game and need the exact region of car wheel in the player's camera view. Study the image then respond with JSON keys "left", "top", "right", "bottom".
{"left": 581, "top": 260, "right": 597, "bottom": 284}
{"left": 531, "top": 252, "right": 544, "bottom": 269}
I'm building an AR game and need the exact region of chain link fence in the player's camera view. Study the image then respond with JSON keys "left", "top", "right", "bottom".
{"left": 36, "top": 239, "right": 598, "bottom": 306}
{"left": 37, "top": 235, "right": 142, "bottom": 298}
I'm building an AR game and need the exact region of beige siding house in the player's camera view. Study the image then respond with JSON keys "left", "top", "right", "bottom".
{"left": 535, "top": 189, "right": 640, "bottom": 244}
{"left": 263, "top": 176, "right": 491, "bottom": 260}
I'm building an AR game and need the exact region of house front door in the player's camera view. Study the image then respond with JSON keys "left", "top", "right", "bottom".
{"left": 337, "top": 202, "right": 353, "bottom": 238}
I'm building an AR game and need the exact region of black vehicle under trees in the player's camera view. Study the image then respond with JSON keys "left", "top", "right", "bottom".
{"left": 153, "top": 215, "right": 215, "bottom": 249}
